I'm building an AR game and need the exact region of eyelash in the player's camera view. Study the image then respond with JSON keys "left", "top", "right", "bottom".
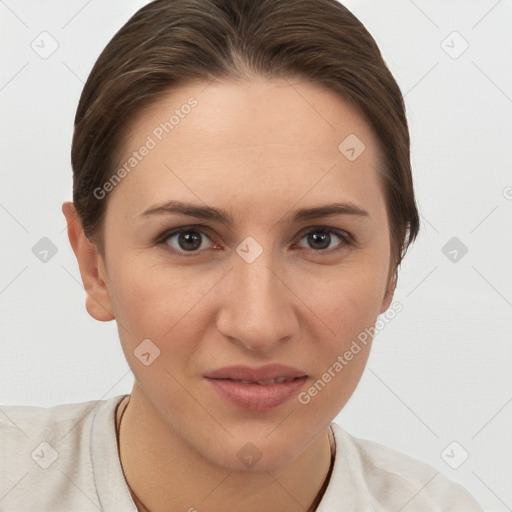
{"left": 155, "top": 225, "right": 354, "bottom": 258}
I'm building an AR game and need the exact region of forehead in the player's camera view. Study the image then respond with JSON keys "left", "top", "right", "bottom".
{"left": 109, "top": 78, "right": 385, "bottom": 220}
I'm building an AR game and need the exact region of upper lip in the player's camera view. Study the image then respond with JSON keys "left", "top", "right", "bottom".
{"left": 204, "top": 364, "right": 308, "bottom": 382}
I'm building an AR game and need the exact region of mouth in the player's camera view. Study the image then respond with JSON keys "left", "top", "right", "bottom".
{"left": 204, "top": 365, "right": 308, "bottom": 411}
{"left": 204, "top": 363, "right": 308, "bottom": 382}
{"left": 216, "top": 376, "right": 304, "bottom": 385}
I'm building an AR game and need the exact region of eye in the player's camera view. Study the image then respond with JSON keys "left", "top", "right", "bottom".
{"left": 156, "top": 225, "right": 352, "bottom": 257}
{"left": 157, "top": 226, "right": 217, "bottom": 256}
{"left": 295, "top": 227, "right": 351, "bottom": 252}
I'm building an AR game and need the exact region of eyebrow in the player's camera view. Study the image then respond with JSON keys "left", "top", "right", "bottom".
{"left": 138, "top": 200, "right": 369, "bottom": 225}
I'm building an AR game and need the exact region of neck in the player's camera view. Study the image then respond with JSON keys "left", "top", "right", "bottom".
{"left": 117, "top": 385, "right": 333, "bottom": 512}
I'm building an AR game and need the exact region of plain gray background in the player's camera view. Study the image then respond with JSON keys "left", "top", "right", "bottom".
{"left": 1, "top": 1, "right": 511, "bottom": 509}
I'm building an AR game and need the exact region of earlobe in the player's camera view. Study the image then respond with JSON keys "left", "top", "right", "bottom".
{"left": 62, "top": 201, "right": 115, "bottom": 322}
{"left": 380, "top": 272, "right": 397, "bottom": 314}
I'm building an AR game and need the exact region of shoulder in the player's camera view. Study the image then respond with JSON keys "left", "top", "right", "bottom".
{"left": 0, "top": 397, "right": 105, "bottom": 433}
{"left": 0, "top": 395, "right": 128, "bottom": 512}
{"left": 0, "top": 397, "right": 108, "bottom": 461}
{"left": 321, "top": 423, "right": 483, "bottom": 511}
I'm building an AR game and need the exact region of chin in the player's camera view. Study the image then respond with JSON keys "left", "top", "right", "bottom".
{"left": 208, "top": 445, "right": 299, "bottom": 472}
{"left": 197, "top": 427, "right": 317, "bottom": 472}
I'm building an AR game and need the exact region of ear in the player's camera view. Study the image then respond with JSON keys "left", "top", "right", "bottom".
{"left": 62, "top": 201, "right": 115, "bottom": 322}
{"left": 379, "top": 270, "right": 397, "bottom": 314}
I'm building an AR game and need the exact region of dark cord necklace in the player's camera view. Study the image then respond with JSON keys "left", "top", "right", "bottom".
{"left": 116, "top": 396, "right": 335, "bottom": 512}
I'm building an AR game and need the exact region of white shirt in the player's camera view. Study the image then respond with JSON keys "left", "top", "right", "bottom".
{"left": 0, "top": 394, "right": 483, "bottom": 511}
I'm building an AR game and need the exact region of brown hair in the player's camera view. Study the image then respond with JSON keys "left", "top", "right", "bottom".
{"left": 71, "top": 0, "right": 419, "bottom": 276}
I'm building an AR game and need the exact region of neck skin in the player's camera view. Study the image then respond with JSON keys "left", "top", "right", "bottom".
{"left": 117, "top": 384, "right": 333, "bottom": 512}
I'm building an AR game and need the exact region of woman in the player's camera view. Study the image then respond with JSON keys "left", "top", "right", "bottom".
{"left": 0, "top": 0, "right": 483, "bottom": 510}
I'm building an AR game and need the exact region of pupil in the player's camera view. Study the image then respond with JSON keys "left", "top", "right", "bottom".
{"left": 309, "top": 231, "right": 330, "bottom": 250}
{"left": 175, "top": 230, "right": 332, "bottom": 252}
{"left": 179, "top": 231, "right": 201, "bottom": 251}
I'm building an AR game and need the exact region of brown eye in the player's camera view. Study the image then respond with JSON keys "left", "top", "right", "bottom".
{"left": 296, "top": 228, "right": 350, "bottom": 252}
{"left": 159, "top": 227, "right": 215, "bottom": 256}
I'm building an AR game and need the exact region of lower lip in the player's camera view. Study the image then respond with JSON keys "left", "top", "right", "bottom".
{"left": 206, "top": 377, "right": 308, "bottom": 411}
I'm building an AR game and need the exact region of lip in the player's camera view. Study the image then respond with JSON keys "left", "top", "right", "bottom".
{"left": 204, "top": 364, "right": 308, "bottom": 411}
{"left": 204, "top": 364, "right": 307, "bottom": 382}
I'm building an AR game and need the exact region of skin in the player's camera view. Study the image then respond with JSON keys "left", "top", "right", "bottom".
{"left": 63, "top": 77, "right": 396, "bottom": 512}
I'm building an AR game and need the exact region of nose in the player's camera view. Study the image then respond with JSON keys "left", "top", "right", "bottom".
{"left": 215, "top": 250, "right": 299, "bottom": 352}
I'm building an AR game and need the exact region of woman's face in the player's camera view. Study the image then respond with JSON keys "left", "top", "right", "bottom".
{"left": 95, "top": 78, "right": 394, "bottom": 470}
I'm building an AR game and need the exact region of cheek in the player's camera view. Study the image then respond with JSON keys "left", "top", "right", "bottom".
{"left": 294, "top": 257, "right": 387, "bottom": 405}
{"left": 106, "top": 234, "right": 389, "bottom": 368}
{"left": 107, "top": 259, "right": 209, "bottom": 342}
{"left": 106, "top": 262, "right": 208, "bottom": 409}
{"left": 311, "top": 284, "right": 379, "bottom": 374}
{"left": 108, "top": 246, "right": 388, "bottom": 345}
{"left": 302, "top": 257, "right": 388, "bottom": 338}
